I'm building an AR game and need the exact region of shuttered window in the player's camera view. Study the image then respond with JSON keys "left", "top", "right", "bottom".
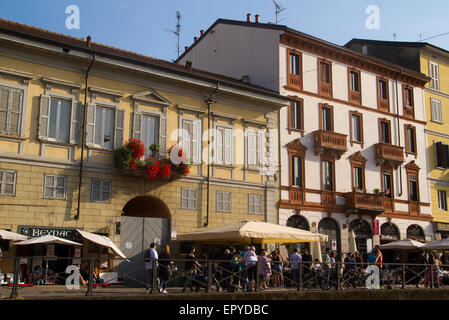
{"left": 0, "top": 87, "right": 22, "bottom": 136}
{"left": 438, "top": 190, "right": 447, "bottom": 211}
{"left": 91, "top": 179, "right": 111, "bottom": 202}
{"left": 181, "top": 188, "right": 197, "bottom": 210}
{"left": 247, "top": 130, "right": 263, "bottom": 168}
{"left": 217, "top": 191, "right": 231, "bottom": 212}
{"left": 141, "top": 115, "right": 159, "bottom": 157}
{"left": 85, "top": 103, "right": 124, "bottom": 149}
{"left": 181, "top": 118, "right": 200, "bottom": 163}
{"left": 429, "top": 61, "right": 440, "bottom": 91}
{"left": 215, "top": 126, "right": 233, "bottom": 165}
{"left": 0, "top": 170, "right": 16, "bottom": 196}
{"left": 435, "top": 141, "right": 449, "bottom": 169}
{"left": 248, "top": 195, "right": 262, "bottom": 215}
{"left": 431, "top": 99, "right": 442, "bottom": 123}
{"left": 44, "top": 174, "right": 66, "bottom": 200}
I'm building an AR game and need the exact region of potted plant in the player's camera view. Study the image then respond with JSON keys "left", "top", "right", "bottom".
{"left": 373, "top": 188, "right": 380, "bottom": 194}
{"left": 149, "top": 143, "right": 160, "bottom": 158}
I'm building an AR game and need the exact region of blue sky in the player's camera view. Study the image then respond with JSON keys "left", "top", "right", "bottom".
{"left": 1, "top": 0, "right": 449, "bottom": 62}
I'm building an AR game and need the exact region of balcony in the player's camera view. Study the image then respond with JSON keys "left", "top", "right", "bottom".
{"left": 375, "top": 143, "right": 404, "bottom": 168}
{"left": 349, "top": 90, "right": 361, "bottom": 104}
{"left": 319, "top": 82, "right": 332, "bottom": 97}
{"left": 403, "top": 106, "right": 414, "bottom": 119}
{"left": 313, "top": 130, "right": 348, "bottom": 159}
{"left": 345, "top": 191, "right": 385, "bottom": 215}
{"left": 289, "top": 187, "right": 304, "bottom": 204}
{"left": 288, "top": 74, "right": 301, "bottom": 90}
{"left": 378, "top": 99, "right": 389, "bottom": 112}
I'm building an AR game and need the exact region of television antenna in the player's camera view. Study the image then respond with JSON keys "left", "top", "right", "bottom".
{"left": 272, "top": 0, "right": 286, "bottom": 24}
{"left": 165, "top": 11, "right": 181, "bottom": 59}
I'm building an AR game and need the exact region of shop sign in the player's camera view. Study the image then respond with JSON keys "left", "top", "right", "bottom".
{"left": 372, "top": 220, "right": 379, "bottom": 236}
{"left": 331, "top": 240, "right": 337, "bottom": 251}
{"left": 18, "top": 226, "right": 83, "bottom": 241}
{"left": 435, "top": 223, "right": 449, "bottom": 232}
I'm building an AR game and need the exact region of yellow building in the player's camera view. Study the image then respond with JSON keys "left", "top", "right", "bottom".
{"left": 346, "top": 39, "right": 449, "bottom": 238}
{"left": 0, "top": 19, "right": 287, "bottom": 276}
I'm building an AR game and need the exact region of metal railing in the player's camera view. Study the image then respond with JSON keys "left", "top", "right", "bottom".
{"left": 1, "top": 256, "right": 449, "bottom": 298}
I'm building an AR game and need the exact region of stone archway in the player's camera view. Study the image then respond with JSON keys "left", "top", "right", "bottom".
{"left": 287, "top": 215, "right": 310, "bottom": 253}
{"left": 318, "top": 217, "right": 341, "bottom": 258}
{"left": 349, "top": 219, "right": 372, "bottom": 256}
{"left": 119, "top": 195, "right": 171, "bottom": 287}
{"left": 407, "top": 224, "right": 425, "bottom": 243}
{"left": 380, "top": 222, "right": 400, "bottom": 244}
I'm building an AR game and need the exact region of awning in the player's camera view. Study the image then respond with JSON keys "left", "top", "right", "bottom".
{"left": 13, "top": 235, "right": 81, "bottom": 246}
{"left": 421, "top": 238, "right": 449, "bottom": 251}
{"left": 177, "top": 220, "right": 328, "bottom": 244}
{"left": 0, "top": 229, "right": 28, "bottom": 241}
{"left": 75, "top": 230, "right": 127, "bottom": 259}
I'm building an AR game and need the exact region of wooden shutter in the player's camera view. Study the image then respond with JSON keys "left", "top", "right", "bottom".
{"left": 182, "top": 120, "right": 191, "bottom": 161}
{"left": 38, "top": 94, "right": 51, "bottom": 139}
{"left": 224, "top": 128, "right": 232, "bottom": 165}
{"left": 216, "top": 128, "right": 223, "bottom": 164}
{"left": 248, "top": 131, "right": 256, "bottom": 166}
{"left": 436, "top": 142, "right": 444, "bottom": 168}
{"left": 132, "top": 112, "right": 142, "bottom": 140}
{"left": 85, "top": 103, "right": 96, "bottom": 146}
{"left": 0, "top": 88, "right": 8, "bottom": 133}
{"left": 9, "top": 90, "right": 21, "bottom": 136}
{"left": 444, "top": 144, "right": 449, "bottom": 169}
{"left": 192, "top": 121, "right": 199, "bottom": 163}
{"left": 70, "top": 101, "right": 82, "bottom": 144}
{"left": 159, "top": 115, "right": 167, "bottom": 155}
{"left": 114, "top": 109, "right": 124, "bottom": 148}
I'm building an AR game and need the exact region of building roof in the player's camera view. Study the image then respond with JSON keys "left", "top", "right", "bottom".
{"left": 176, "top": 18, "right": 429, "bottom": 84}
{"left": 0, "top": 18, "right": 287, "bottom": 101}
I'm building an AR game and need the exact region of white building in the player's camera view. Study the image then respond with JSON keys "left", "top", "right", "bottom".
{"left": 178, "top": 15, "right": 433, "bottom": 257}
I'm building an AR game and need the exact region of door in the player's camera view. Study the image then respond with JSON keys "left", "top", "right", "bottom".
{"left": 118, "top": 216, "right": 169, "bottom": 287}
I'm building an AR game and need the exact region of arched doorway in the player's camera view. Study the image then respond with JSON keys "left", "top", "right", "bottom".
{"left": 407, "top": 224, "right": 425, "bottom": 243}
{"left": 119, "top": 195, "right": 171, "bottom": 287}
{"left": 349, "top": 219, "right": 372, "bottom": 256}
{"left": 318, "top": 217, "right": 341, "bottom": 258}
{"left": 380, "top": 222, "right": 400, "bottom": 244}
{"left": 287, "top": 215, "right": 310, "bottom": 253}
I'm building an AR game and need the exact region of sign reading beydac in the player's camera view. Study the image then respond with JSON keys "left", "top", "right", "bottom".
{"left": 18, "top": 226, "right": 82, "bottom": 241}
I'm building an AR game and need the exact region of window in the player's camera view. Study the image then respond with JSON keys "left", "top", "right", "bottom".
{"left": 94, "top": 106, "right": 115, "bottom": 149}
{"left": 408, "top": 175, "right": 418, "bottom": 202}
{"left": 91, "top": 179, "right": 111, "bottom": 202}
{"left": 438, "top": 190, "right": 447, "bottom": 211}
{"left": 217, "top": 191, "right": 231, "bottom": 212}
{"left": 291, "top": 155, "right": 303, "bottom": 187}
{"left": 379, "top": 119, "right": 391, "bottom": 144}
{"left": 403, "top": 86, "right": 414, "bottom": 118}
{"left": 246, "top": 129, "right": 263, "bottom": 168}
{"left": 382, "top": 170, "right": 392, "bottom": 198}
{"left": 435, "top": 142, "right": 449, "bottom": 169}
{"left": 353, "top": 167, "right": 364, "bottom": 190}
{"left": 215, "top": 126, "right": 233, "bottom": 165}
{"left": 405, "top": 125, "right": 417, "bottom": 155}
{"left": 248, "top": 195, "right": 262, "bottom": 215}
{"left": 181, "top": 118, "right": 200, "bottom": 163}
{"left": 431, "top": 99, "right": 442, "bottom": 123}
{"left": 348, "top": 69, "right": 361, "bottom": 104}
{"left": 289, "top": 98, "right": 303, "bottom": 131}
{"left": 140, "top": 115, "right": 160, "bottom": 157}
{"left": 0, "top": 170, "right": 16, "bottom": 196}
{"left": 44, "top": 175, "right": 66, "bottom": 200}
{"left": 181, "top": 188, "right": 197, "bottom": 210}
{"left": 318, "top": 59, "right": 332, "bottom": 97}
{"left": 320, "top": 104, "right": 333, "bottom": 131}
{"left": 429, "top": 61, "right": 440, "bottom": 91}
{"left": 377, "top": 77, "right": 389, "bottom": 111}
{"left": 287, "top": 49, "right": 302, "bottom": 90}
{"left": 48, "top": 98, "right": 71, "bottom": 142}
{"left": 0, "top": 86, "right": 23, "bottom": 136}
{"left": 322, "top": 160, "right": 334, "bottom": 191}
{"left": 350, "top": 111, "right": 363, "bottom": 145}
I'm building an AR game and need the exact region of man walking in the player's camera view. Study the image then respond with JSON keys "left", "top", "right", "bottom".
{"left": 290, "top": 247, "right": 302, "bottom": 287}
{"left": 144, "top": 242, "right": 158, "bottom": 294}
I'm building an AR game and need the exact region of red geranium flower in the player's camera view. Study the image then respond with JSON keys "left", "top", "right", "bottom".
{"left": 144, "top": 158, "right": 159, "bottom": 179}
{"left": 158, "top": 161, "right": 171, "bottom": 179}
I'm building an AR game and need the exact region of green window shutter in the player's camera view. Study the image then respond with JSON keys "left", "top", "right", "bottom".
{"left": 114, "top": 109, "right": 124, "bottom": 149}
{"left": 85, "top": 103, "right": 96, "bottom": 146}
{"left": 38, "top": 94, "right": 51, "bottom": 139}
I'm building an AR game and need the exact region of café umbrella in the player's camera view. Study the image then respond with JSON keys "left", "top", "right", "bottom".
{"left": 0, "top": 229, "right": 28, "bottom": 241}
{"left": 379, "top": 239, "right": 424, "bottom": 251}
{"left": 13, "top": 235, "right": 82, "bottom": 246}
{"left": 176, "top": 220, "right": 328, "bottom": 244}
{"left": 75, "top": 230, "right": 127, "bottom": 259}
{"left": 421, "top": 238, "right": 449, "bottom": 251}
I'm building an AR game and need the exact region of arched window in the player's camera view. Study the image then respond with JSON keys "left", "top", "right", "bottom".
{"left": 318, "top": 217, "right": 341, "bottom": 257}
{"left": 287, "top": 215, "right": 310, "bottom": 231}
{"left": 380, "top": 222, "right": 400, "bottom": 244}
{"left": 407, "top": 224, "right": 425, "bottom": 242}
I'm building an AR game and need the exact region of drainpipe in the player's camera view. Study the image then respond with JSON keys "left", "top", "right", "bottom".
{"left": 395, "top": 71, "right": 403, "bottom": 197}
{"left": 203, "top": 83, "right": 219, "bottom": 227}
{"left": 75, "top": 53, "right": 96, "bottom": 220}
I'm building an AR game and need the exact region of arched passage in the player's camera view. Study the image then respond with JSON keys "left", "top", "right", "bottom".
{"left": 318, "top": 217, "right": 341, "bottom": 258}
{"left": 407, "top": 224, "right": 425, "bottom": 242}
{"left": 119, "top": 195, "right": 171, "bottom": 287}
{"left": 349, "top": 219, "right": 372, "bottom": 256}
{"left": 380, "top": 222, "right": 400, "bottom": 244}
{"left": 287, "top": 215, "right": 310, "bottom": 252}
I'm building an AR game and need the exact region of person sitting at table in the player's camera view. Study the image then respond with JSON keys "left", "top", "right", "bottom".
{"left": 31, "top": 266, "right": 44, "bottom": 285}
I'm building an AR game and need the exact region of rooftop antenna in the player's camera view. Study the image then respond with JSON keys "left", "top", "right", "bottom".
{"left": 272, "top": 0, "right": 286, "bottom": 24}
{"left": 165, "top": 11, "right": 181, "bottom": 59}
{"left": 393, "top": 33, "right": 397, "bottom": 40}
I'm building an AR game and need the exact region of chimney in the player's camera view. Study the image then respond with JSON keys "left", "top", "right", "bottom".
{"left": 255, "top": 14, "right": 260, "bottom": 23}
{"left": 200, "top": 30, "right": 204, "bottom": 36}
{"left": 86, "top": 35, "right": 92, "bottom": 48}
{"left": 194, "top": 36, "right": 198, "bottom": 42}
{"left": 246, "top": 13, "right": 251, "bottom": 22}
{"left": 184, "top": 46, "right": 189, "bottom": 52}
